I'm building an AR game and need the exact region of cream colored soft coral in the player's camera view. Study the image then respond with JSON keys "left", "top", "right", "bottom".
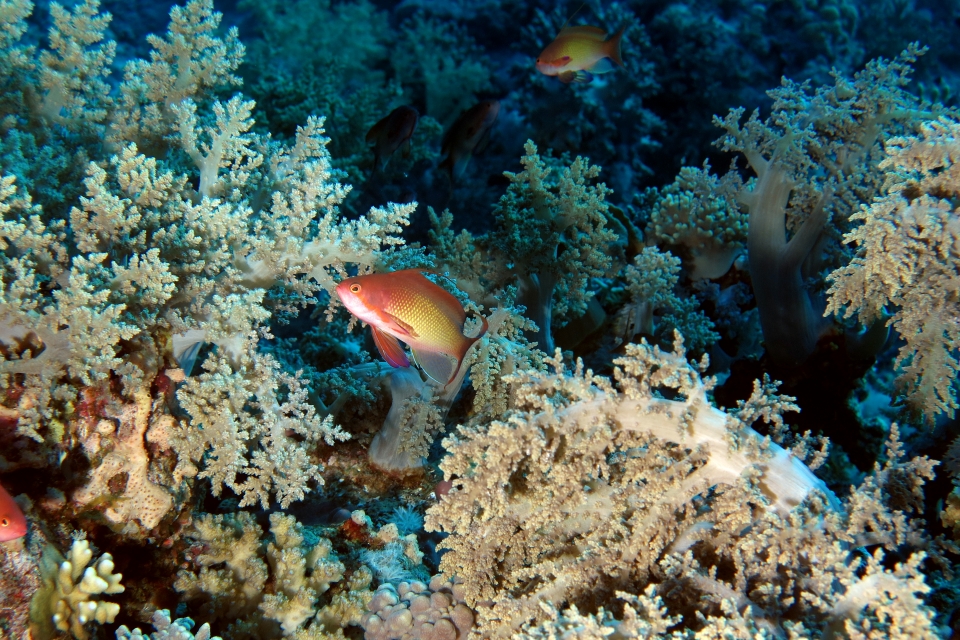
{"left": 425, "top": 335, "right": 833, "bottom": 636}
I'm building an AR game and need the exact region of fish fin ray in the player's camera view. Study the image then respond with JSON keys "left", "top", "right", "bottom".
{"left": 564, "top": 70, "right": 592, "bottom": 83}
{"left": 413, "top": 348, "right": 459, "bottom": 385}
{"left": 372, "top": 327, "right": 410, "bottom": 368}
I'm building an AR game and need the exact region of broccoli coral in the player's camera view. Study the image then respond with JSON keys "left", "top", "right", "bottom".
{"left": 645, "top": 164, "right": 746, "bottom": 280}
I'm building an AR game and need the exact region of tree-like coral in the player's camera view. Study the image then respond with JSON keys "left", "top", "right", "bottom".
{"left": 425, "top": 335, "right": 834, "bottom": 636}
{"left": 644, "top": 164, "right": 746, "bottom": 280}
{"left": 426, "top": 335, "right": 939, "bottom": 637}
{"left": 826, "top": 116, "right": 960, "bottom": 420}
{"left": 612, "top": 246, "right": 718, "bottom": 353}
{"left": 715, "top": 44, "right": 934, "bottom": 367}
{"left": 486, "top": 141, "right": 617, "bottom": 353}
{"left": 0, "top": 0, "right": 414, "bottom": 510}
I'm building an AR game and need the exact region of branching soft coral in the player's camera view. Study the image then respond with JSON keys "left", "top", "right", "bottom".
{"left": 826, "top": 116, "right": 960, "bottom": 420}
{"left": 176, "top": 348, "right": 348, "bottom": 508}
{"left": 612, "top": 246, "right": 718, "bottom": 353}
{"left": 644, "top": 164, "right": 746, "bottom": 280}
{"left": 0, "top": 0, "right": 413, "bottom": 508}
{"left": 109, "top": 0, "right": 245, "bottom": 152}
{"left": 425, "top": 334, "right": 833, "bottom": 636}
{"left": 715, "top": 45, "right": 933, "bottom": 367}
{"left": 486, "top": 140, "right": 617, "bottom": 353}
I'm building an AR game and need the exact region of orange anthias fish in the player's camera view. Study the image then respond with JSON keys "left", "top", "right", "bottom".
{"left": 366, "top": 105, "right": 419, "bottom": 171}
{"left": 439, "top": 100, "right": 500, "bottom": 181}
{"left": 336, "top": 269, "right": 488, "bottom": 385}
{"left": 536, "top": 25, "right": 626, "bottom": 83}
{"left": 0, "top": 482, "right": 27, "bottom": 542}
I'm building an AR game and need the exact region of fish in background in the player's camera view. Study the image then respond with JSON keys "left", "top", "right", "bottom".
{"left": 335, "top": 269, "right": 488, "bottom": 385}
{"left": 366, "top": 105, "right": 420, "bottom": 171}
{"left": 536, "top": 24, "right": 626, "bottom": 83}
{"left": 0, "top": 481, "right": 27, "bottom": 542}
{"left": 438, "top": 100, "right": 500, "bottom": 181}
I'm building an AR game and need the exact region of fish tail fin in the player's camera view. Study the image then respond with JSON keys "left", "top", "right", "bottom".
{"left": 478, "top": 314, "right": 489, "bottom": 338}
{"left": 606, "top": 24, "right": 627, "bottom": 68}
{"left": 443, "top": 314, "right": 489, "bottom": 387}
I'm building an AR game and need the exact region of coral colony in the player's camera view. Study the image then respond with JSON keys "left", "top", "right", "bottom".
{"left": 2, "top": 0, "right": 960, "bottom": 638}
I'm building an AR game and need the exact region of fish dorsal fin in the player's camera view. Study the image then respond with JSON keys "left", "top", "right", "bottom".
{"left": 559, "top": 25, "right": 607, "bottom": 38}
{"left": 372, "top": 327, "right": 410, "bottom": 368}
{"left": 413, "top": 348, "right": 459, "bottom": 385}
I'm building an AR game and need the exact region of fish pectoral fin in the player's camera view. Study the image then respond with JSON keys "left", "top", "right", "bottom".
{"left": 412, "top": 348, "right": 459, "bottom": 385}
{"left": 551, "top": 55, "right": 572, "bottom": 65}
{"left": 382, "top": 312, "right": 420, "bottom": 339}
{"left": 474, "top": 128, "right": 493, "bottom": 154}
{"left": 366, "top": 119, "right": 386, "bottom": 143}
{"left": 372, "top": 327, "right": 410, "bottom": 368}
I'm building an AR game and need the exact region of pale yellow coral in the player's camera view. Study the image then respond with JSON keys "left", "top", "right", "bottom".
{"left": 826, "top": 116, "right": 960, "bottom": 419}
{"left": 109, "top": 0, "right": 245, "bottom": 148}
{"left": 31, "top": 539, "right": 124, "bottom": 640}
{"left": 425, "top": 335, "right": 832, "bottom": 636}
{"left": 646, "top": 165, "right": 746, "bottom": 280}
{"left": 37, "top": 0, "right": 115, "bottom": 127}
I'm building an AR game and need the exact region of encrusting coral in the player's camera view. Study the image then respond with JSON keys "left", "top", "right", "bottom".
{"left": 360, "top": 575, "right": 474, "bottom": 640}
{"left": 117, "top": 609, "right": 221, "bottom": 640}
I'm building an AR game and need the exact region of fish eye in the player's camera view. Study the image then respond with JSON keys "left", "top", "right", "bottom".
{"left": 1, "top": 518, "right": 8, "bottom": 527}
{"left": 350, "top": 284, "right": 361, "bottom": 294}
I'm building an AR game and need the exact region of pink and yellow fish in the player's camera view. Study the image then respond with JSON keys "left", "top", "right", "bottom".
{"left": 0, "top": 482, "right": 26, "bottom": 542}
{"left": 336, "top": 269, "right": 488, "bottom": 385}
{"left": 439, "top": 100, "right": 500, "bottom": 181}
{"left": 366, "top": 105, "right": 420, "bottom": 171}
{"left": 536, "top": 24, "right": 626, "bottom": 83}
